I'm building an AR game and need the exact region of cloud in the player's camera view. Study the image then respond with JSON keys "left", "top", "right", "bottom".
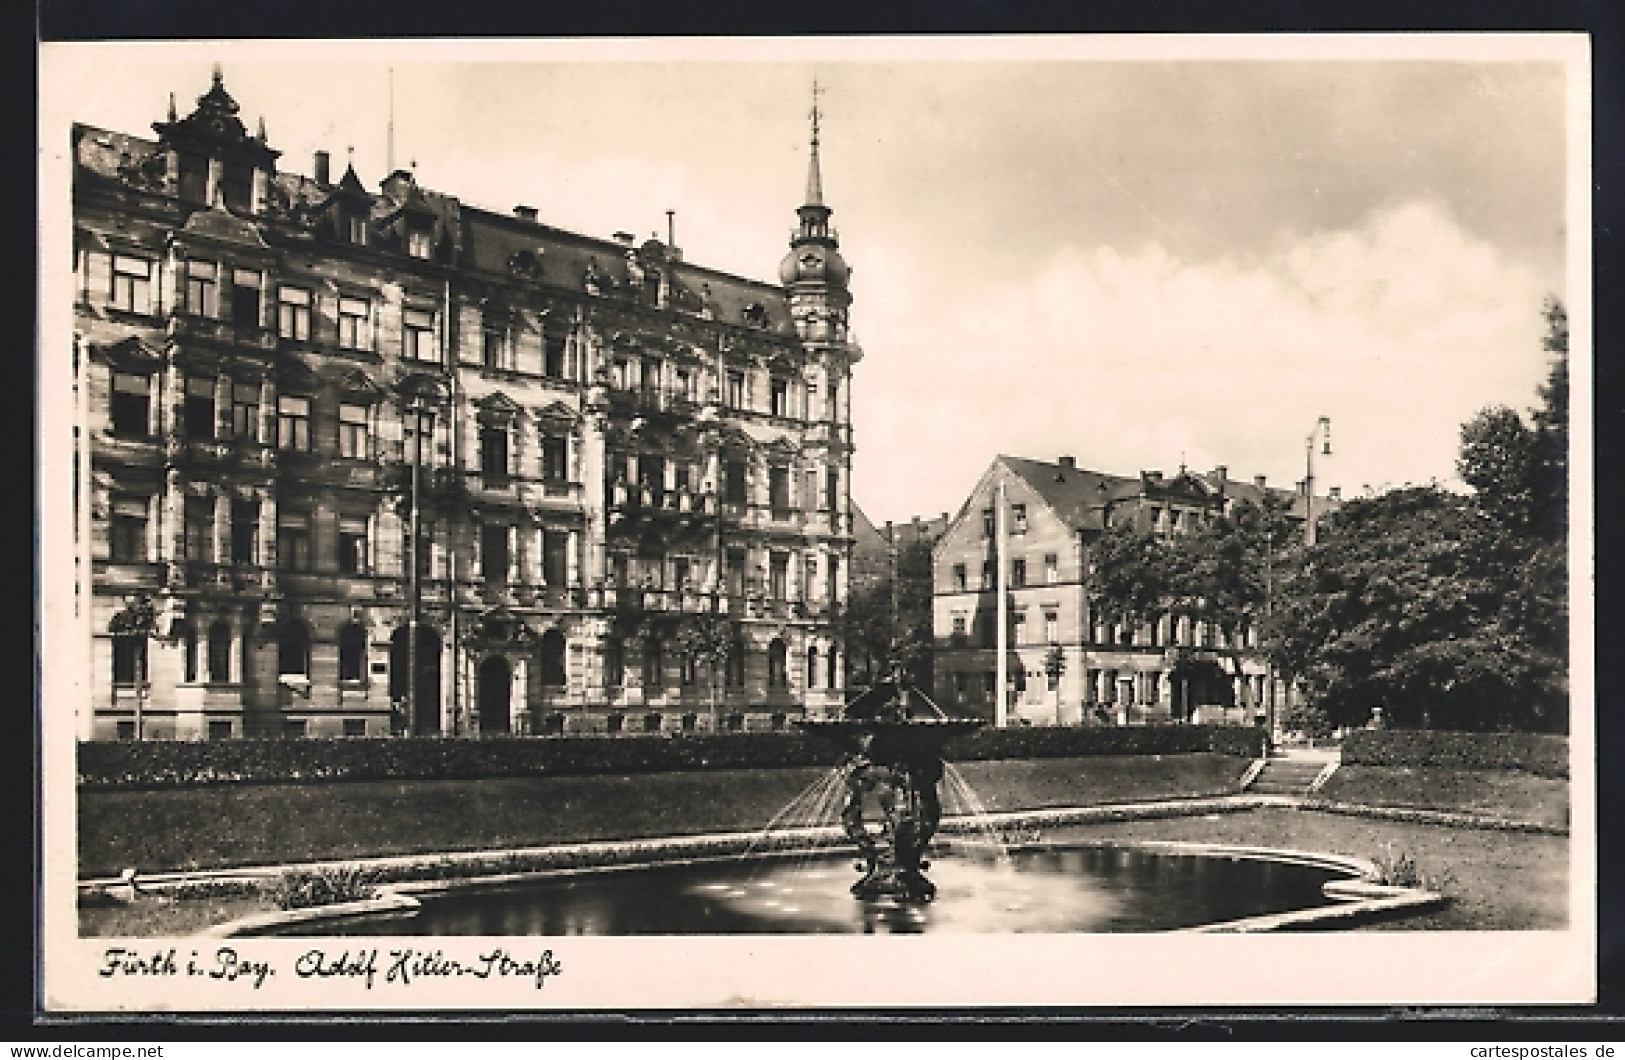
{"left": 851, "top": 196, "right": 1549, "bottom": 523}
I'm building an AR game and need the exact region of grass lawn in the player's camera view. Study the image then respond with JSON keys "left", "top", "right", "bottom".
{"left": 1317, "top": 765, "right": 1568, "bottom": 829}
{"left": 78, "top": 753, "right": 1250, "bottom": 879}
{"left": 1054, "top": 807, "right": 1569, "bottom": 931}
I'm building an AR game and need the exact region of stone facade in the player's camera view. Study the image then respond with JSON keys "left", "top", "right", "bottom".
{"left": 72, "top": 71, "right": 860, "bottom": 740}
{"left": 932, "top": 455, "right": 1327, "bottom": 727}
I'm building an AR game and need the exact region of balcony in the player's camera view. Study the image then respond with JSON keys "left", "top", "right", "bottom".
{"left": 164, "top": 436, "right": 275, "bottom": 473}
{"left": 94, "top": 560, "right": 164, "bottom": 591}
{"left": 171, "top": 562, "right": 270, "bottom": 594}
{"left": 591, "top": 586, "right": 720, "bottom": 615}
{"left": 803, "top": 420, "right": 852, "bottom": 448}
{"left": 166, "top": 312, "right": 277, "bottom": 354}
{"left": 606, "top": 483, "right": 715, "bottom": 529}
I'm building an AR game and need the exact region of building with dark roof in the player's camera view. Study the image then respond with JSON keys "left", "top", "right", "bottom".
{"left": 932, "top": 454, "right": 1338, "bottom": 727}
{"left": 72, "top": 69, "right": 860, "bottom": 740}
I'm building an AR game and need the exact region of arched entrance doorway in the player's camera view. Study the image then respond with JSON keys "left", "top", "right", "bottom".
{"left": 390, "top": 626, "right": 442, "bottom": 736}
{"left": 478, "top": 655, "right": 512, "bottom": 734}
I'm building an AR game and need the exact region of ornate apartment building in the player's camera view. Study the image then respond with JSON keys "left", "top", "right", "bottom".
{"left": 933, "top": 455, "right": 1334, "bottom": 728}
{"left": 72, "top": 70, "right": 860, "bottom": 740}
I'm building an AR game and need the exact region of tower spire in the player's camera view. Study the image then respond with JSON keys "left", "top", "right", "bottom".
{"left": 805, "top": 78, "right": 825, "bottom": 207}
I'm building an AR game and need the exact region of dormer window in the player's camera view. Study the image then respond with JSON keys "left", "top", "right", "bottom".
{"left": 407, "top": 228, "right": 433, "bottom": 260}
{"left": 177, "top": 153, "right": 208, "bottom": 204}
{"left": 346, "top": 215, "right": 369, "bottom": 246}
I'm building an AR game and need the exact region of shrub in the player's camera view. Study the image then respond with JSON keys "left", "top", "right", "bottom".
{"left": 1368, "top": 843, "right": 1457, "bottom": 894}
{"left": 77, "top": 725, "right": 1266, "bottom": 790}
{"left": 1341, "top": 730, "right": 1567, "bottom": 778}
{"left": 267, "top": 866, "right": 380, "bottom": 910}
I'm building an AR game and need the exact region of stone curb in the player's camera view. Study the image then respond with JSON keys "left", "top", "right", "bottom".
{"left": 1305, "top": 800, "right": 1568, "bottom": 835}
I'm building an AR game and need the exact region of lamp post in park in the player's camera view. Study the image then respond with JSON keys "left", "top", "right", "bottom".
{"left": 406, "top": 401, "right": 436, "bottom": 737}
{"left": 1303, "top": 415, "right": 1332, "bottom": 546}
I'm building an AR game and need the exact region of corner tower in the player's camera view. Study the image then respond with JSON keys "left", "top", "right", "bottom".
{"left": 779, "top": 82, "right": 854, "bottom": 346}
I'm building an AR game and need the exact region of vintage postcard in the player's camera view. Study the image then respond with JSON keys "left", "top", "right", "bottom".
{"left": 37, "top": 34, "right": 1594, "bottom": 1012}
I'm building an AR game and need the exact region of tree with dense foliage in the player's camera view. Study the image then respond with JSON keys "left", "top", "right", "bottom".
{"left": 845, "top": 537, "right": 934, "bottom": 692}
{"left": 674, "top": 612, "right": 734, "bottom": 731}
{"left": 1458, "top": 297, "right": 1568, "bottom": 547}
{"left": 1266, "top": 486, "right": 1566, "bottom": 732}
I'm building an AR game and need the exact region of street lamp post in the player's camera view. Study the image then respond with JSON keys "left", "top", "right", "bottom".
{"left": 1303, "top": 416, "right": 1332, "bottom": 546}
{"left": 407, "top": 403, "right": 435, "bottom": 737}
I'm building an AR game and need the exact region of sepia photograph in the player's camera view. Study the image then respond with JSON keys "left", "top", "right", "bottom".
{"left": 37, "top": 34, "right": 1593, "bottom": 1011}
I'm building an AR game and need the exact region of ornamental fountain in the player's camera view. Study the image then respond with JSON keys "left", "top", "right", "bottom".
{"left": 796, "top": 676, "right": 984, "bottom": 902}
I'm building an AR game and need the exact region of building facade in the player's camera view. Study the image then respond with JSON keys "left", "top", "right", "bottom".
{"left": 932, "top": 455, "right": 1332, "bottom": 727}
{"left": 73, "top": 70, "right": 860, "bottom": 741}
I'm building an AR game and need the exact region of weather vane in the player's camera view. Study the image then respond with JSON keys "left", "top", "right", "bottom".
{"left": 810, "top": 77, "right": 825, "bottom": 145}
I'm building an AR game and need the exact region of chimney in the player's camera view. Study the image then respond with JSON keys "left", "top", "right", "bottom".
{"left": 1254, "top": 474, "right": 1267, "bottom": 490}
{"left": 1058, "top": 455, "right": 1076, "bottom": 469}
{"left": 1146, "top": 470, "right": 1163, "bottom": 482}
{"left": 513, "top": 205, "right": 538, "bottom": 223}
{"left": 1328, "top": 486, "right": 1342, "bottom": 501}
{"left": 612, "top": 231, "right": 635, "bottom": 248}
{"left": 313, "top": 150, "right": 330, "bottom": 186}
{"left": 1214, "top": 464, "right": 1227, "bottom": 482}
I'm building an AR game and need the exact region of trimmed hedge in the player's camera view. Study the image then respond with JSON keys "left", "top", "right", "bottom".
{"left": 1340, "top": 730, "right": 1568, "bottom": 779}
{"left": 78, "top": 725, "right": 1265, "bottom": 790}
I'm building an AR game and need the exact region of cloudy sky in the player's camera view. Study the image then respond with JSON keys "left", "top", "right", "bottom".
{"left": 42, "top": 38, "right": 1582, "bottom": 524}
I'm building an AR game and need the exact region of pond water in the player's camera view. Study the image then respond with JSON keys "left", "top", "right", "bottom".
{"left": 275, "top": 845, "right": 1347, "bottom": 936}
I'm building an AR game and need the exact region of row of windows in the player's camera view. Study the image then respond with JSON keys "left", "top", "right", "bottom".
{"left": 111, "top": 626, "right": 842, "bottom": 693}
{"left": 603, "top": 636, "right": 839, "bottom": 691}
{"left": 605, "top": 453, "right": 839, "bottom": 511}
{"left": 111, "top": 374, "right": 583, "bottom": 475}
{"left": 604, "top": 548, "right": 839, "bottom": 602}
{"left": 103, "top": 256, "right": 442, "bottom": 360}
{"left": 980, "top": 502, "right": 1029, "bottom": 537}
{"left": 949, "top": 610, "right": 1062, "bottom": 646}
{"left": 107, "top": 495, "right": 375, "bottom": 571}
{"left": 608, "top": 355, "right": 841, "bottom": 422}
{"left": 110, "top": 619, "right": 367, "bottom": 686}
{"left": 943, "top": 611, "right": 1251, "bottom": 650}
{"left": 950, "top": 553, "right": 1061, "bottom": 591}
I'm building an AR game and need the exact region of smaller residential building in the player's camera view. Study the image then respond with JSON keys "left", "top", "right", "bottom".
{"left": 932, "top": 455, "right": 1337, "bottom": 727}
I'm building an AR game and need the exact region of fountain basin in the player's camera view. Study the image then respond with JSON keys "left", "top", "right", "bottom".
{"left": 233, "top": 837, "right": 1444, "bottom": 937}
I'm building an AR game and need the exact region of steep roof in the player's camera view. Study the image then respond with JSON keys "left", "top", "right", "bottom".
{"left": 998, "top": 455, "right": 1328, "bottom": 530}
{"left": 459, "top": 207, "right": 795, "bottom": 334}
{"left": 1000, "top": 455, "right": 1137, "bottom": 532}
{"left": 73, "top": 120, "right": 799, "bottom": 335}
